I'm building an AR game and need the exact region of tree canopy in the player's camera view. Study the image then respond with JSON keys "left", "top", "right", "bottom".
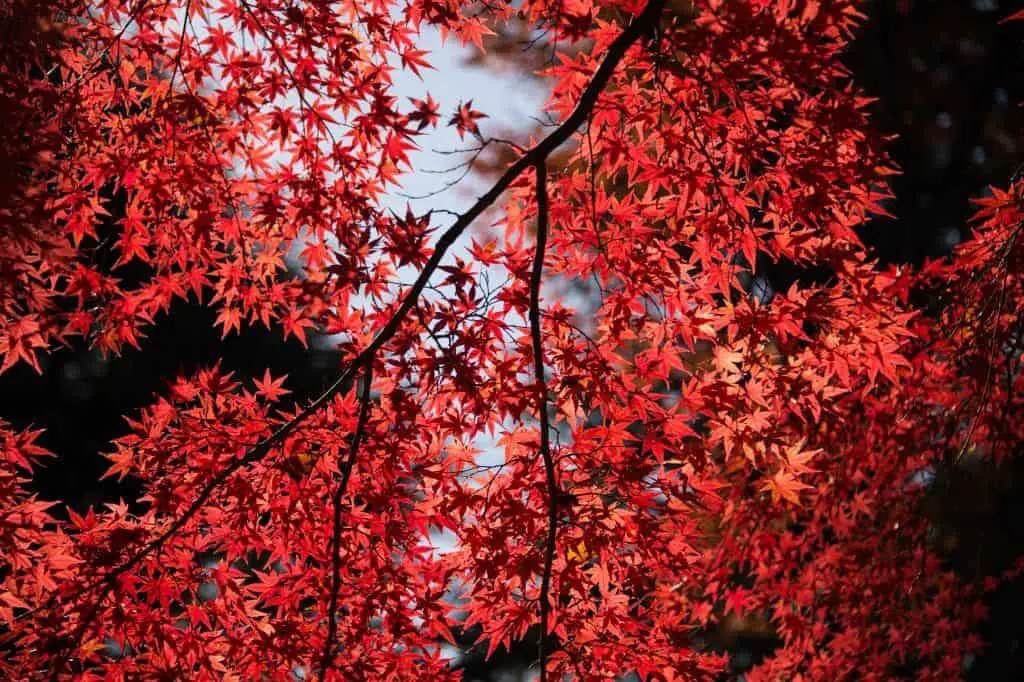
{"left": 1, "top": 1, "right": 1022, "bottom": 680}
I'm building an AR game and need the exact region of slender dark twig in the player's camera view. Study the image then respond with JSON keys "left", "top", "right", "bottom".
{"left": 530, "top": 159, "right": 557, "bottom": 682}
{"left": 318, "top": 360, "right": 374, "bottom": 680}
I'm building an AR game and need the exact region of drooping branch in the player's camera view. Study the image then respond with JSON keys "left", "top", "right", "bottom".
{"left": 318, "top": 359, "right": 374, "bottom": 680}
{"left": 55, "top": 0, "right": 667, "bottom": 658}
{"left": 530, "top": 159, "right": 557, "bottom": 682}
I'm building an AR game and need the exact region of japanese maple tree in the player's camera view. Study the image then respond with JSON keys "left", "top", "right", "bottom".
{"left": 1, "top": 0, "right": 1022, "bottom": 680}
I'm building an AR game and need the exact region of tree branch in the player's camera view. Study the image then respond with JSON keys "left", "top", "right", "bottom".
{"left": 530, "top": 159, "right": 557, "bottom": 682}
{"left": 318, "top": 359, "right": 374, "bottom": 680}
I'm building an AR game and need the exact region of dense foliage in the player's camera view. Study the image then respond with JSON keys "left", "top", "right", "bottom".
{"left": 1, "top": 1, "right": 1022, "bottom": 679}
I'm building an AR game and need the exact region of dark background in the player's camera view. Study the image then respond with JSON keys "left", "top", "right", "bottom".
{"left": 2, "top": 1, "right": 1022, "bottom": 678}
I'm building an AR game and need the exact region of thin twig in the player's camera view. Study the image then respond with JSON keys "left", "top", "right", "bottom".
{"left": 531, "top": 159, "right": 557, "bottom": 682}
{"left": 318, "top": 359, "right": 374, "bottom": 680}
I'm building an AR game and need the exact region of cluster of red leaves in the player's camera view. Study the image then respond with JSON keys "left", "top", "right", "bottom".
{"left": 1, "top": 0, "right": 1022, "bottom": 680}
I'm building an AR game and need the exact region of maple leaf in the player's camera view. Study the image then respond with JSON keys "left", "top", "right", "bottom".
{"left": 407, "top": 94, "right": 440, "bottom": 131}
{"left": 384, "top": 132, "right": 417, "bottom": 167}
{"left": 566, "top": 540, "right": 590, "bottom": 563}
{"left": 448, "top": 100, "right": 487, "bottom": 140}
{"left": 781, "top": 439, "right": 819, "bottom": 475}
{"left": 253, "top": 370, "right": 290, "bottom": 401}
{"left": 0, "top": 317, "right": 47, "bottom": 374}
{"left": 723, "top": 588, "right": 752, "bottom": 616}
{"left": 400, "top": 48, "right": 433, "bottom": 77}
{"left": 761, "top": 469, "right": 813, "bottom": 506}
